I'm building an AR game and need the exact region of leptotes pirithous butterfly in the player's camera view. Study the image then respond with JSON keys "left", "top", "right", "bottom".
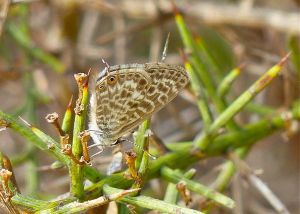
{"left": 89, "top": 62, "right": 189, "bottom": 148}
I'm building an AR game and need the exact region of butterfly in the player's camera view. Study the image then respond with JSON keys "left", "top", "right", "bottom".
{"left": 88, "top": 62, "right": 189, "bottom": 151}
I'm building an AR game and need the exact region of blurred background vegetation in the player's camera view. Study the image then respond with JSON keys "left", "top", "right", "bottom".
{"left": 0, "top": 0, "right": 299, "bottom": 213}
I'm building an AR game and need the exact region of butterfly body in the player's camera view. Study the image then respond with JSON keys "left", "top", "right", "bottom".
{"left": 89, "top": 62, "right": 189, "bottom": 147}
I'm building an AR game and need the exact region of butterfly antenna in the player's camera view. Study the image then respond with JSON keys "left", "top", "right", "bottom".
{"left": 101, "top": 58, "right": 110, "bottom": 75}
{"left": 87, "top": 130, "right": 104, "bottom": 158}
{"left": 122, "top": 138, "right": 157, "bottom": 160}
{"left": 161, "top": 32, "right": 170, "bottom": 62}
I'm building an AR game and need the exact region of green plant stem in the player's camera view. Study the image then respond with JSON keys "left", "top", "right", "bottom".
{"left": 26, "top": 158, "right": 38, "bottom": 197}
{"left": 23, "top": 71, "right": 40, "bottom": 196}
{"left": 8, "top": 103, "right": 299, "bottom": 212}
{"left": 10, "top": 147, "right": 33, "bottom": 166}
{"left": 245, "top": 102, "right": 275, "bottom": 116}
{"left": 134, "top": 141, "right": 149, "bottom": 189}
{"left": 103, "top": 185, "right": 203, "bottom": 214}
{"left": 117, "top": 203, "right": 131, "bottom": 214}
{"left": 184, "top": 58, "right": 213, "bottom": 130}
{"left": 163, "top": 169, "right": 196, "bottom": 204}
{"left": 86, "top": 102, "right": 300, "bottom": 199}
{"left": 204, "top": 147, "right": 249, "bottom": 213}
{"left": 70, "top": 81, "right": 89, "bottom": 200}
{"left": 196, "top": 55, "right": 288, "bottom": 149}
{"left": 174, "top": 11, "right": 238, "bottom": 130}
{"left": 37, "top": 188, "right": 140, "bottom": 214}
{"left": 134, "top": 119, "right": 151, "bottom": 168}
{"left": 138, "top": 148, "right": 149, "bottom": 179}
{"left": 213, "top": 147, "right": 249, "bottom": 192}
{"left": 194, "top": 36, "right": 223, "bottom": 81}
{"left": 61, "top": 96, "right": 73, "bottom": 134}
{"left": 0, "top": 110, "right": 102, "bottom": 183}
{"left": 218, "top": 66, "right": 241, "bottom": 98}
{"left": 161, "top": 167, "right": 234, "bottom": 209}
{"left": 11, "top": 193, "right": 74, "bottom": 213}
{"left": 11, "top": 70, "right": 39, "bottom": 168}
{"left": 0, "top": 110, "right": 69, "bottom": 164}
{"left": 83, "top": 166, "right": 106, "bottom": 183}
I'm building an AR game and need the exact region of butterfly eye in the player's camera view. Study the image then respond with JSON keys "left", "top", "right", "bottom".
{"left": 107, "top": 75, "right": 118, "bottom": 85}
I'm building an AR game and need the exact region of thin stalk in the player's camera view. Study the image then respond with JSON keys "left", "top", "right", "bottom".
{"left": 0, "top": 110, "right": 70, "bottom": 164}
{"left": 23, "top": 71, "right": 39, "bottom": 196}
{"left": 194, "top": 35, "right": 224, "bottom": 81}
{"left": 0, "top": 110, "right": 102, "bottom": 183}
{"left": 218, "top": 66, "right": 241, "bottom": 98}
{"left": 133, "top": 137, "right": 150, "bottom": 189}
{"left": 103, "top": 185, "right": 203, "bottom": 214}
{"left": 134, "top": 119, "right": 151, "bottom": 168}
{"left": 70, "top": 74, "right": 89, "bottom": 200}
{"left": 245, "top": 102, "right": 275, "bottom": 116}
{"left": 183, "top": 54, "right": 213, "bottom": 130}
{"left": 10, "top": 146, "right": 33, "bottom": 166}
{"left": 174, "top": 8, "right": 238, "bottom": 130}
{"left": 212, "top": 147, "right": 249, "bottom": 192}
{"left": 161, "top": 167, "right": 235, "bottom": 209}
{"left": 196, "top": 54, "right": 290, "bottom": 149}
{"left": 83, "top": 166, "right": 106, "bottom": 183}
{"left": 83, "top": 103, "right": 299, "bottom": 199}
{"left": 37, "top": 188, "right": 140, "bottom": 214}
{"left": 61, "top": 96, "right": 73, "bottom": 134}
{"left": 164, "top": 169, "right": 196, "bottom": 204}
{"left": 11, "top": 193, "right": 74, "bottom": 213}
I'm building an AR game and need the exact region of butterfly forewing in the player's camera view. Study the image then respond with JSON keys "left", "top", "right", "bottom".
{"left": 89, "top": 62, "right": 189, "bottom": 146}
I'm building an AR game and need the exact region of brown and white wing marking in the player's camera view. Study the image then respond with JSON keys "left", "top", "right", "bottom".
{"left": 91, "top": 63, "right": 189, "bottom": 145}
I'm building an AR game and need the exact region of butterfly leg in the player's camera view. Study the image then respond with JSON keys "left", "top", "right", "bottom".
{"left": 101, "top": 58, "right": 110, "bottom": 74}
{"left": 88, "top": 143, "right": 103, "bottom": 149}
{"left": 90, "top": 146, "right": 104, "bottom": 159}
